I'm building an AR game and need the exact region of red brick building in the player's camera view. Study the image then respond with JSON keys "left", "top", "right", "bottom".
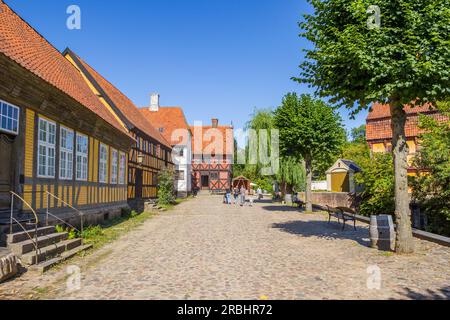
{"left": 366, "top": 102, "right": 449, "bottom": 172}
{"left": 191, "top": 119, "right": 234, "bottom": 192}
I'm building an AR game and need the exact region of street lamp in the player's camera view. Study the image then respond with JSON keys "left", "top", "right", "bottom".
{"left": 137, "top": 153, "right": 144, "bottom": 166}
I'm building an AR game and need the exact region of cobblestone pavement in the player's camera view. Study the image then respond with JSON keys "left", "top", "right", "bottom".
{"left": 1, "top": 195, "right": 449, "bottom": 300}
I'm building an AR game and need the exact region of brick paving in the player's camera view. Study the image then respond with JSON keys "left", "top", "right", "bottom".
{"left": 1, "top": 194, "right": 449, "bottom": 300}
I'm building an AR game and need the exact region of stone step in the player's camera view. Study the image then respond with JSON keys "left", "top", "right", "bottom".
{"left": 31, "top": 244, "right": 93, "bottom": 273}
{"left": 21, "top": 238, "right": 82, "bottom": 265}
{"left": 6, "top": 226, "right": 55, "bottom": 244}
{"left": 8, "top": 232, "right": 68, "bottom": 256}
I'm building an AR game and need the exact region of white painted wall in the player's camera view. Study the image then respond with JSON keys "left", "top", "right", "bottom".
{"left": 172, "top": 133, "right": 192, "bottom": 196}
{"left": 312, "top": 180, "right": 327, "bottom": 191}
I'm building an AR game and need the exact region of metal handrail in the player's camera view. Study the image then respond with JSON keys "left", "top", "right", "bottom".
{"left": 10, "top": 191, "right": 39, "bottom": 260}
{"left": 9, "top": 191, "right": 39, "bottom": 228}
{"left": 45, "top": 211, "right": 80, "bottom": 233}
{"left": 10, "top": 217, "right": 39, "bottom": 254}
{"left": 45, "top": 192, "right": 84, "bottom": 237}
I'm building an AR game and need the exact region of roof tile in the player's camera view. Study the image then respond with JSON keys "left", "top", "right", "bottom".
{"left": 0, "top": 2, "right": 129, "bottom": 136}
{"left": 139, "top": 107, "right": 190, "bottom": 146}
{"left": 68, "top": 51, "right": 171, "bottom": 148}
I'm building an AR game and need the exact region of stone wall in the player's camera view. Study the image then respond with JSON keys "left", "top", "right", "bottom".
{"left": 0, "top": 249, "right": 18, "bottom": 283}
{"left": 298, "top": 192, "right": 356, "bottom": 209}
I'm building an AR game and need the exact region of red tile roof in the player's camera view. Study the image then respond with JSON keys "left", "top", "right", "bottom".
{"left": 366, "top": 103, "right": 448, "bottom": 141}
{"left": 367, "top": 102, "right": 436, "bottom": 120}
{"left": 190, "top": 125, "right": 234, "bottom": 155}
{"left": 66, "top": 50, "right": 171, "bottom": 148}
{"left": 139, "top": 107, "right": 190, "bottom": 146}
{"left": 0, "top": 2, "right": 129, "bottom": 136}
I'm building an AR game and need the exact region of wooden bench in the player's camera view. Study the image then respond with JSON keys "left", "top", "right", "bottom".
{"left": 326, "top": 206, "right": 357, "bottom": 230}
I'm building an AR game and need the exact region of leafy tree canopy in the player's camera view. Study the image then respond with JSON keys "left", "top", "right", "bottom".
{"left": 351, "top": 125, "right": 367, "bottom": 143}
{"left": 412, "top": 102, "right": 450, "bottom": 236}
{"left": 297, "top": 0, "right": 450, "bottom": 113}
{"left": 274, "top": 93, "right": 346, "bottom": 161}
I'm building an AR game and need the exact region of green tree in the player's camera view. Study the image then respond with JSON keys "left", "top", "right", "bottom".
{"left": 237, "top": 108, "right": 306, "bottom": 195}
{"left": 340, "top": 140, "right": 371, "bottom": 170}
{"left": 355, "top": 153, "right": 395, "bottom": 217}
{"left": 157, "top": 168, "right": 176, "bottom": 206}
{"left": 351, "top": 125, "right": 367, "bottom": 144}
{"left": 274, "top": 93, "right": 346, "bottom": 212}
{"left": 412, "top": 102, "right": 450, "bottom": 236}
{"left": 297, "top": 0, "right": 450, "bottom": 253}
{"left": 244, "top": 108, "right": 275, "bottom": 178}
{"left": 276, "top": 156, "right": 306, "bottom": 194}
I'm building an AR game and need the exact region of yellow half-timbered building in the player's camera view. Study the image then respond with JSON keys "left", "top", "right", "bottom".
{"left": 0, "top": 3, "right": 134, "bottom": 227}
{"left": 63, "top": 49, "right": 173, "bottom": 211}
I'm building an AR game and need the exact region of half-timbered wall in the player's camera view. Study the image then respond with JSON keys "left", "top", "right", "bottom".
{"left": 191, "top": 162, "right": 232, "bottom": 192}
{"left": 127, "top": 130, "right": 173, "bottom": 200}
{"left": 22, "top": 108, "right": 128, "bottom": 213}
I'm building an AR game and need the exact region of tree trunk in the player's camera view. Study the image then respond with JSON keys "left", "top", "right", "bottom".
{"left": 305, "top": 155, "right": 313, "bottom": 212}
{"left": 280, "top": 181, "right": 287, "bottom": 198}
{"left": 390, "top": 101, "right": 415, "bottom": 254}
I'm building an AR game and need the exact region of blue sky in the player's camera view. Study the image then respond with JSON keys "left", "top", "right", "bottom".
{"left": 7, "top": 0, "right": 367, "bottom": 137}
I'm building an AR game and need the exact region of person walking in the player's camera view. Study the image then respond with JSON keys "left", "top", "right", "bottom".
{"left": 240, "top": 186, "right": 246, "bottom": 206}
{"left": 233, "top": 187, "right": 239, "bottom": 205}
{"left": 225, "top": 189, "right": 231, "bottom": 204}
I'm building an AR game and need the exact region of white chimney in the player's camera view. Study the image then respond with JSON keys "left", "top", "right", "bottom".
{"left": 150, "top": 93, "right": 160, "bottom": 111}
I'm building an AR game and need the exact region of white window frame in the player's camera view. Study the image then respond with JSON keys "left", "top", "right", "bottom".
{"left": 119, "top": 152, "right": 126, "bottom": 185}
{"left": 111, "top": 149, "right": 118, "bottom": 184}
{"left": 59, "top": 126, "right": 74, "bottom": 180}
{"left": 0, "top": 100, "right": 20, "bottom": 135}
{"left": 99, "top": 143, "right": 108, "bottom": 184}
{"left": 76, "top": 133, "right": 89, "bottom": 181}
{"left": 37, "top": 117, "right": 56, "bottom": 178}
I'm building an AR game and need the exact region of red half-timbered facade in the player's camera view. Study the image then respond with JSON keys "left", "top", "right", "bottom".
{"left": 191, "top": 119, "right": 233, "bottom": 193}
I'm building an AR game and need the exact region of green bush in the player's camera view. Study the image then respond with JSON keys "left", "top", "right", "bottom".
{"left": 130, "top": 210, "right": 139, "bottom": 218}
{"left": 157, "top": 168, "right": 176, "bottom": 206}
{"left": 55, "top": 225, "right": 65, "bottom": 234}
{"left": 354, "top": 153, "right": 395, "bottom": 217}
{"left": 81, "top": 225, "right": 104, "bottom": 240}
{"left": 411, "top": 102, "right": 450, "bottom": 236}
{"left": 55, "top": 225, "right": 79, "bottom": 239}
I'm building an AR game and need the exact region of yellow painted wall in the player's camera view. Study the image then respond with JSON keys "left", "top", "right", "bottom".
{"left": 24, "top": 109, "right": 35, "bottom": 178}
{"left": 21, "top": 108, "right": 128, "bottom": 212}
{"left": 372, "top": 143, "right": 386, "bottom": 153}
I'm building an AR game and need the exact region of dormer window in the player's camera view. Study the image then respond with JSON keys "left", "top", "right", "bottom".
{"left": 159, "top": 127, "right": 165, "bottom": 133}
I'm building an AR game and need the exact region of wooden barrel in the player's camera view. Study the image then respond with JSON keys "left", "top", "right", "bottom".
{"left": 370, "top": 215, "right": 395, "bottom": 251}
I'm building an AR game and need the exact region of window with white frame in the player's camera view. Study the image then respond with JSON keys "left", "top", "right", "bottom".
{"left": 76, "top": 133, "right": 88, "bottom": 181}
{"left": 37, "top": 118, "right": 56, "bottom": 178}
{"left": 59, "top": 126, "right": 74, "bottom": 180}
{"left": 111, "top": 149, "right": 118, "bottom": 184}
{"left": 119, "top": 152, "right": 126, "bottom": 185}
{"left": 99, "top": 143, "right": 108, "bottom": 183}
{"left": 0, "top": 100, "right": 20, "bottom": 135}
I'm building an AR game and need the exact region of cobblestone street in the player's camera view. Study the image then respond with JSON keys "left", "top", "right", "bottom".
{"left": 1, "top": 195, "right": 450, "bottom": 300}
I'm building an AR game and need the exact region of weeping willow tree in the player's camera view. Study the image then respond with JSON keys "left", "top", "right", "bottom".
{"left": 244, "top": 108, "right": 275, "bottom": 178}
{"left": 238, "top": 108, "right": 305, "bottom": 195}
{"left": 276, "top": 156, "right": 306, "bottom": 195}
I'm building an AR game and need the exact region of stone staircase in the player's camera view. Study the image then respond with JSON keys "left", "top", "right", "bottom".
{"left": 6, "top": 226, "right": 92, "bottom": 272}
